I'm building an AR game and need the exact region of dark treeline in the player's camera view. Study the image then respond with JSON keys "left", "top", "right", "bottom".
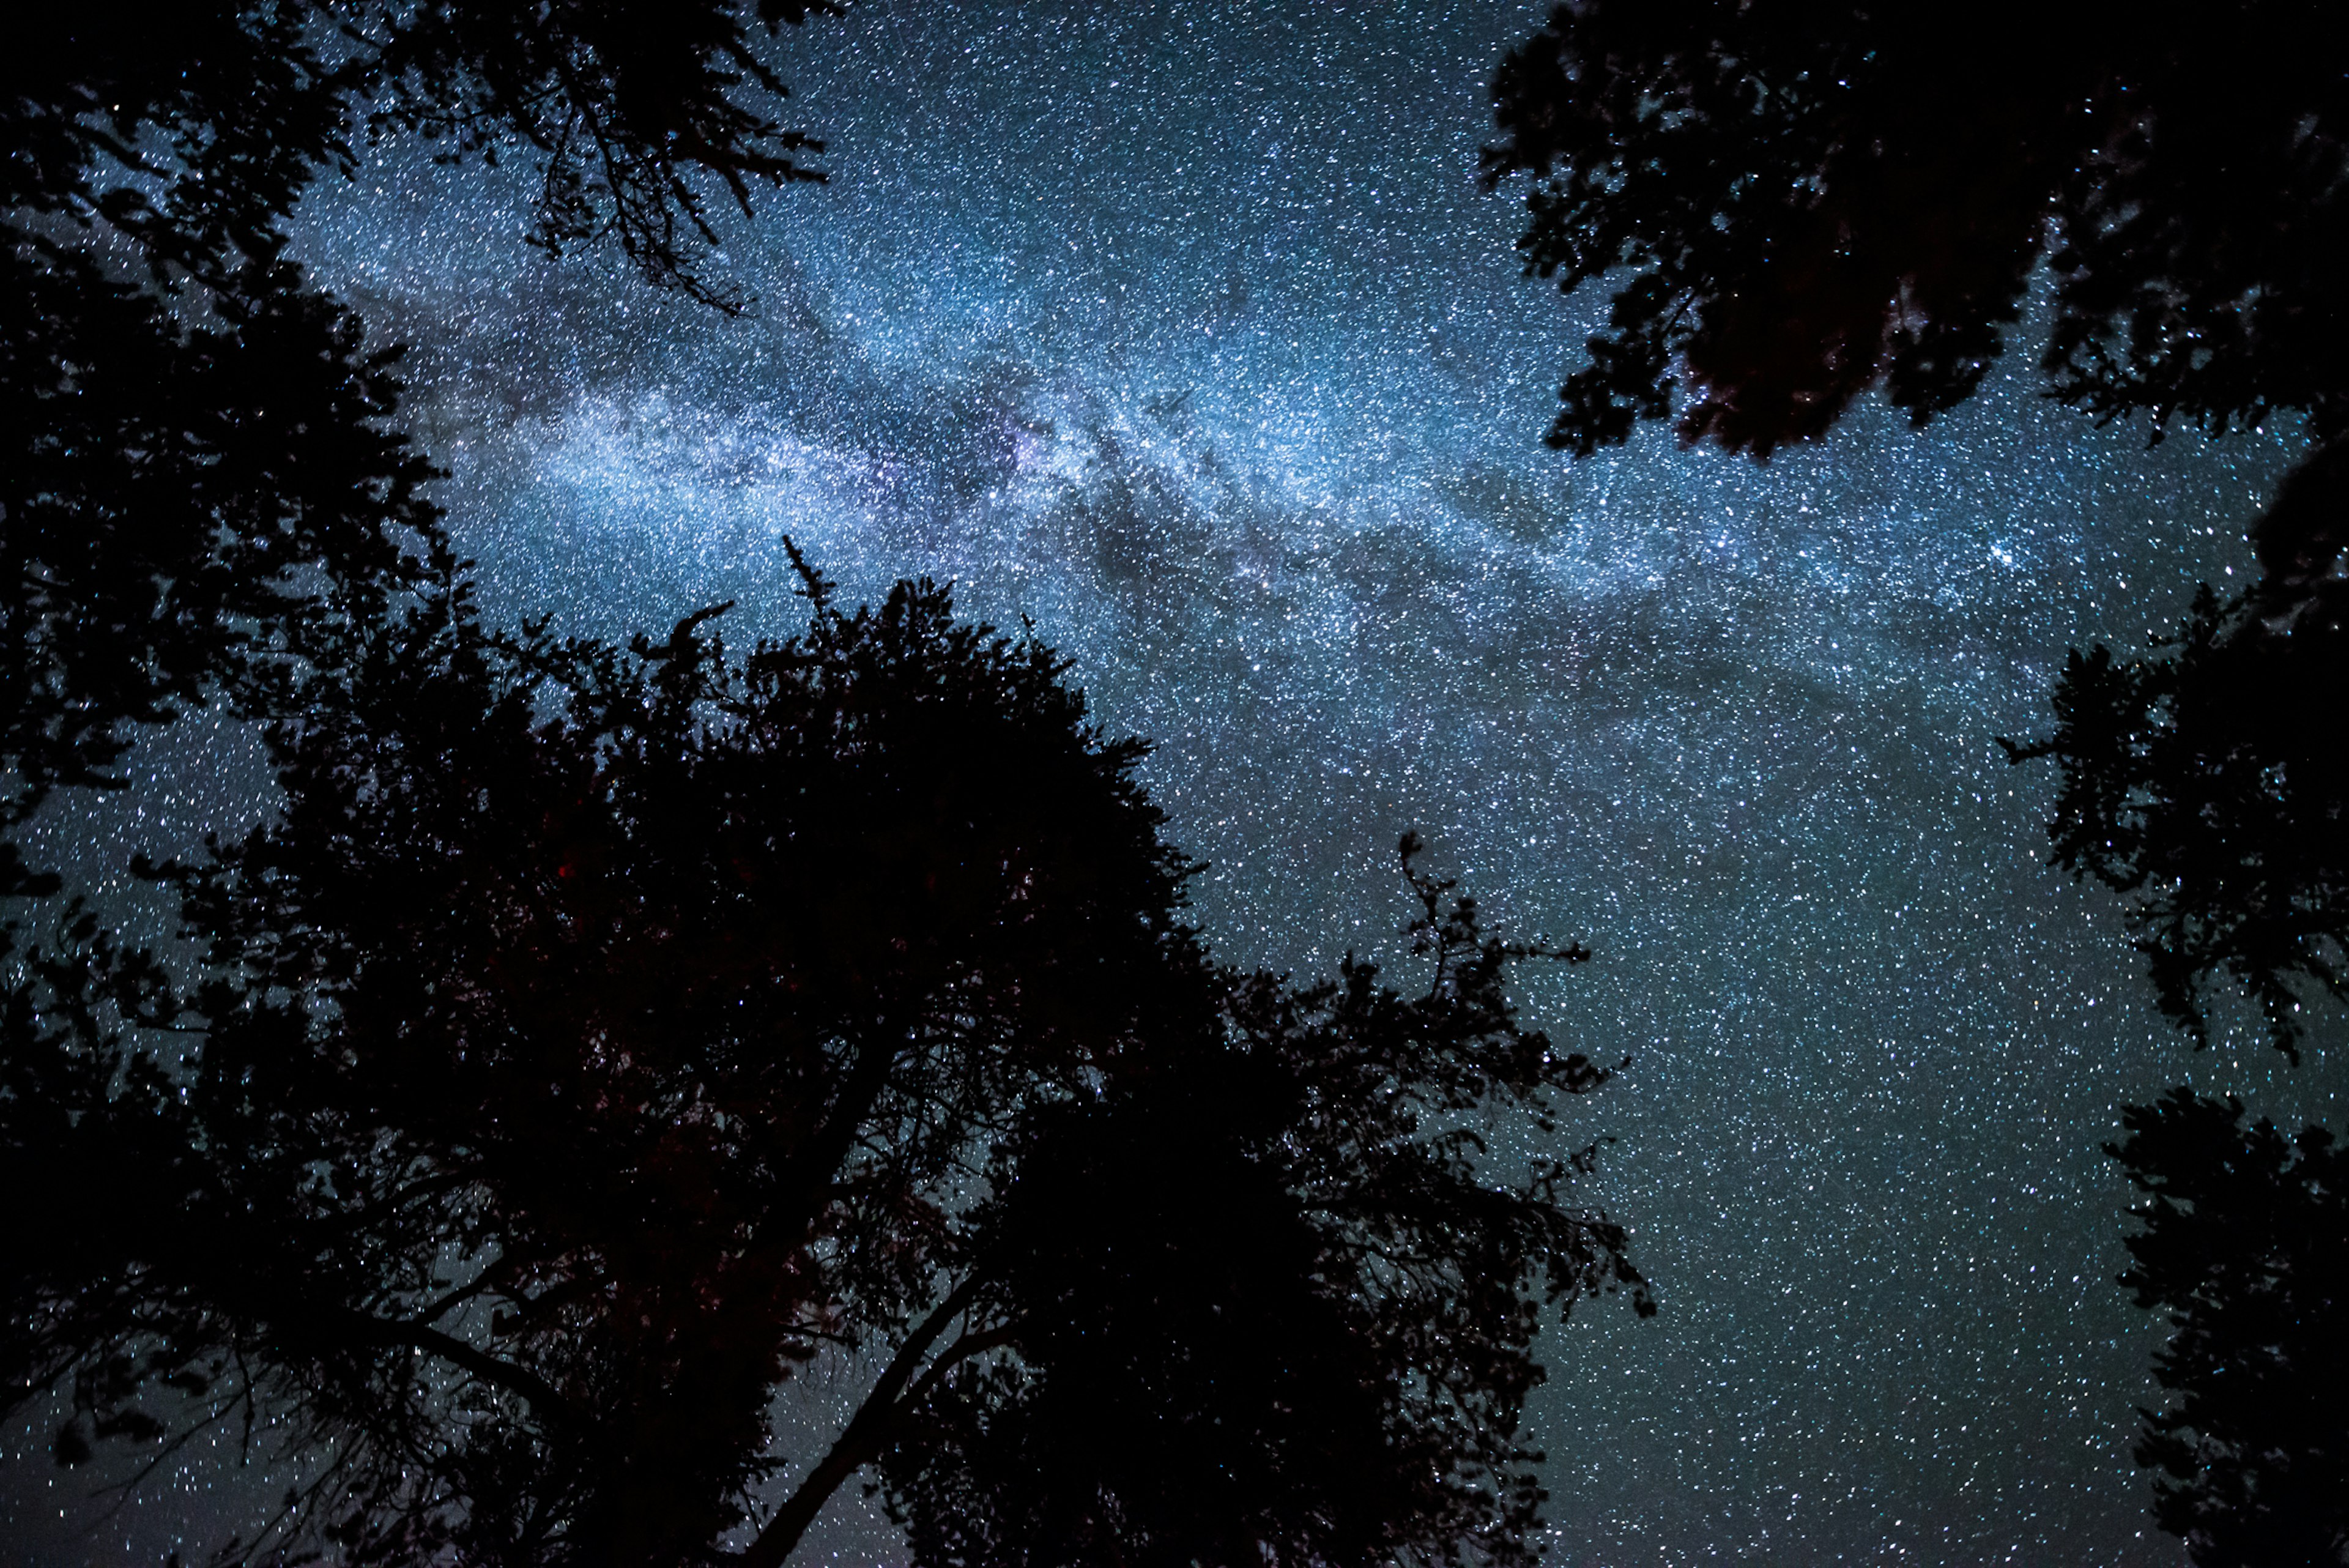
{"left": 1483, "top": 3, "right": 2349, "bottom": 1561}
{"left": 2, "top": 6, "right": 1650, "bottom": 1568}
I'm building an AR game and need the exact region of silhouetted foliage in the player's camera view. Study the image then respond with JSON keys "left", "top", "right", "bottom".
{"left": 2110, "top": 1089, "right": 2349, "bottom": 1568}
{"left": 875, "top": 853, "right": 1638, "bottom": 1568}
{"left": 2, "top": 563, "right": 1645, "bottom": 1567}
{"left": 2003, "top": 440, "right": 2349, "bottom": 1053}
{"left": 0, "top": 240, "right": 440, "bottom": 830}
{"left": 2000, "top": 442, "right": 2349, "bottom": 1556}
{"left": 355, "top": 0, "right": 836, "bottom": 304}
{"left": 2, "top": 0, "right": 836, "bottom": 854}
{"left": 8, "top": 0, "right": 834, "bottom": 296}
{"left": 1483, "top": 1, "right": 2349, "bottom": 457}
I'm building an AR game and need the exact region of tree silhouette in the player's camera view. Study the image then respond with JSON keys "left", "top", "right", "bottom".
{"left": 2003, "top": 443, "right": 2349, "bottom": 1052}
{"left": 1480, "top": 4, "right": 2349, "bottom": 1022}
{"left": 0, "top": 244, "right": 440, "bottom": 859}
{"left": 3, "top": 0, "right": 839, "bottom": 880}
{"left": 10, "top": 0, "right": 834, "bottom": 299}
{"left": 1479, "top": 8, "right": 2349, "bottom": 1557}
{"left": 2109, "top": 1089, "right": 2349, "bottom": 1567}
{"left": 1483, "top": 1, "right": 2348, "bottom": 458}
{"left": 875, "top": 855, "right": 1639, "bottom": 1568}
{"left": 2, "top": 560, "right": 1646, "bottom": 1567}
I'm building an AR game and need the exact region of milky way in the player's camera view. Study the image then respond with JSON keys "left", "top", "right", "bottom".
{"left": 7, "top": 2, "right": 2339, "bottom": 1564}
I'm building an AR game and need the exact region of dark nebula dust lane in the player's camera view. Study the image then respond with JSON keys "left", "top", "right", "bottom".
{"left": 7, "top": 2, "right": 2337, "bottom": 1564}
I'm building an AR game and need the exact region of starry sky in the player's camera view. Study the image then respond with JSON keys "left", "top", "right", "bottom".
{"left": 8, "top": 2, "right": 2342, "bottom": 1565}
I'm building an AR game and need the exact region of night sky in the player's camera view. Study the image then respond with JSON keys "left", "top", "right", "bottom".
{"left": 6, "top": 2, "right": 2341, "bottom": 1565}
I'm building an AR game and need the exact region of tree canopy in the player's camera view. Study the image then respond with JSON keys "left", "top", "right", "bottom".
{"left": 1476, "top": 2, "right": 2349, "bottom": 1034}
{"left": 3, "top": 563, "right": 1647, "bottom": 1566}
{"left": 0, "top": 244, "right": 439, "bottom": 850}
{"left": 2, "top": 0, "right": 836, "bottom": 880}
{"left": 1483, "top": 0, "right": 2349, "bottom": 457}
{"left": 7, "top": 0, "right": 834, "bottom": 297}
{"left": 2004, "top": 443, "right": 2349, "bottom": 1053}
{"left": 2109, "top": 1090, "right": 2349, "bottom": 1567}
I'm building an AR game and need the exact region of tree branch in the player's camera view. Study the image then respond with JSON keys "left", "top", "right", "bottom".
{"left": 758, "top": 1025, "right": 902, "bottom": 1254}
{"left": 738, "top": 1272, "right": 991, "bottom": 1568}
{"left": 345, "top": 1313, "right": 578, "bottom": 1427}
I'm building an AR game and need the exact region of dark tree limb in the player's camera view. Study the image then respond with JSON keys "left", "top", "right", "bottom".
{"left": 740, "top": 1271, "right": 994, "bottom": 1568}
